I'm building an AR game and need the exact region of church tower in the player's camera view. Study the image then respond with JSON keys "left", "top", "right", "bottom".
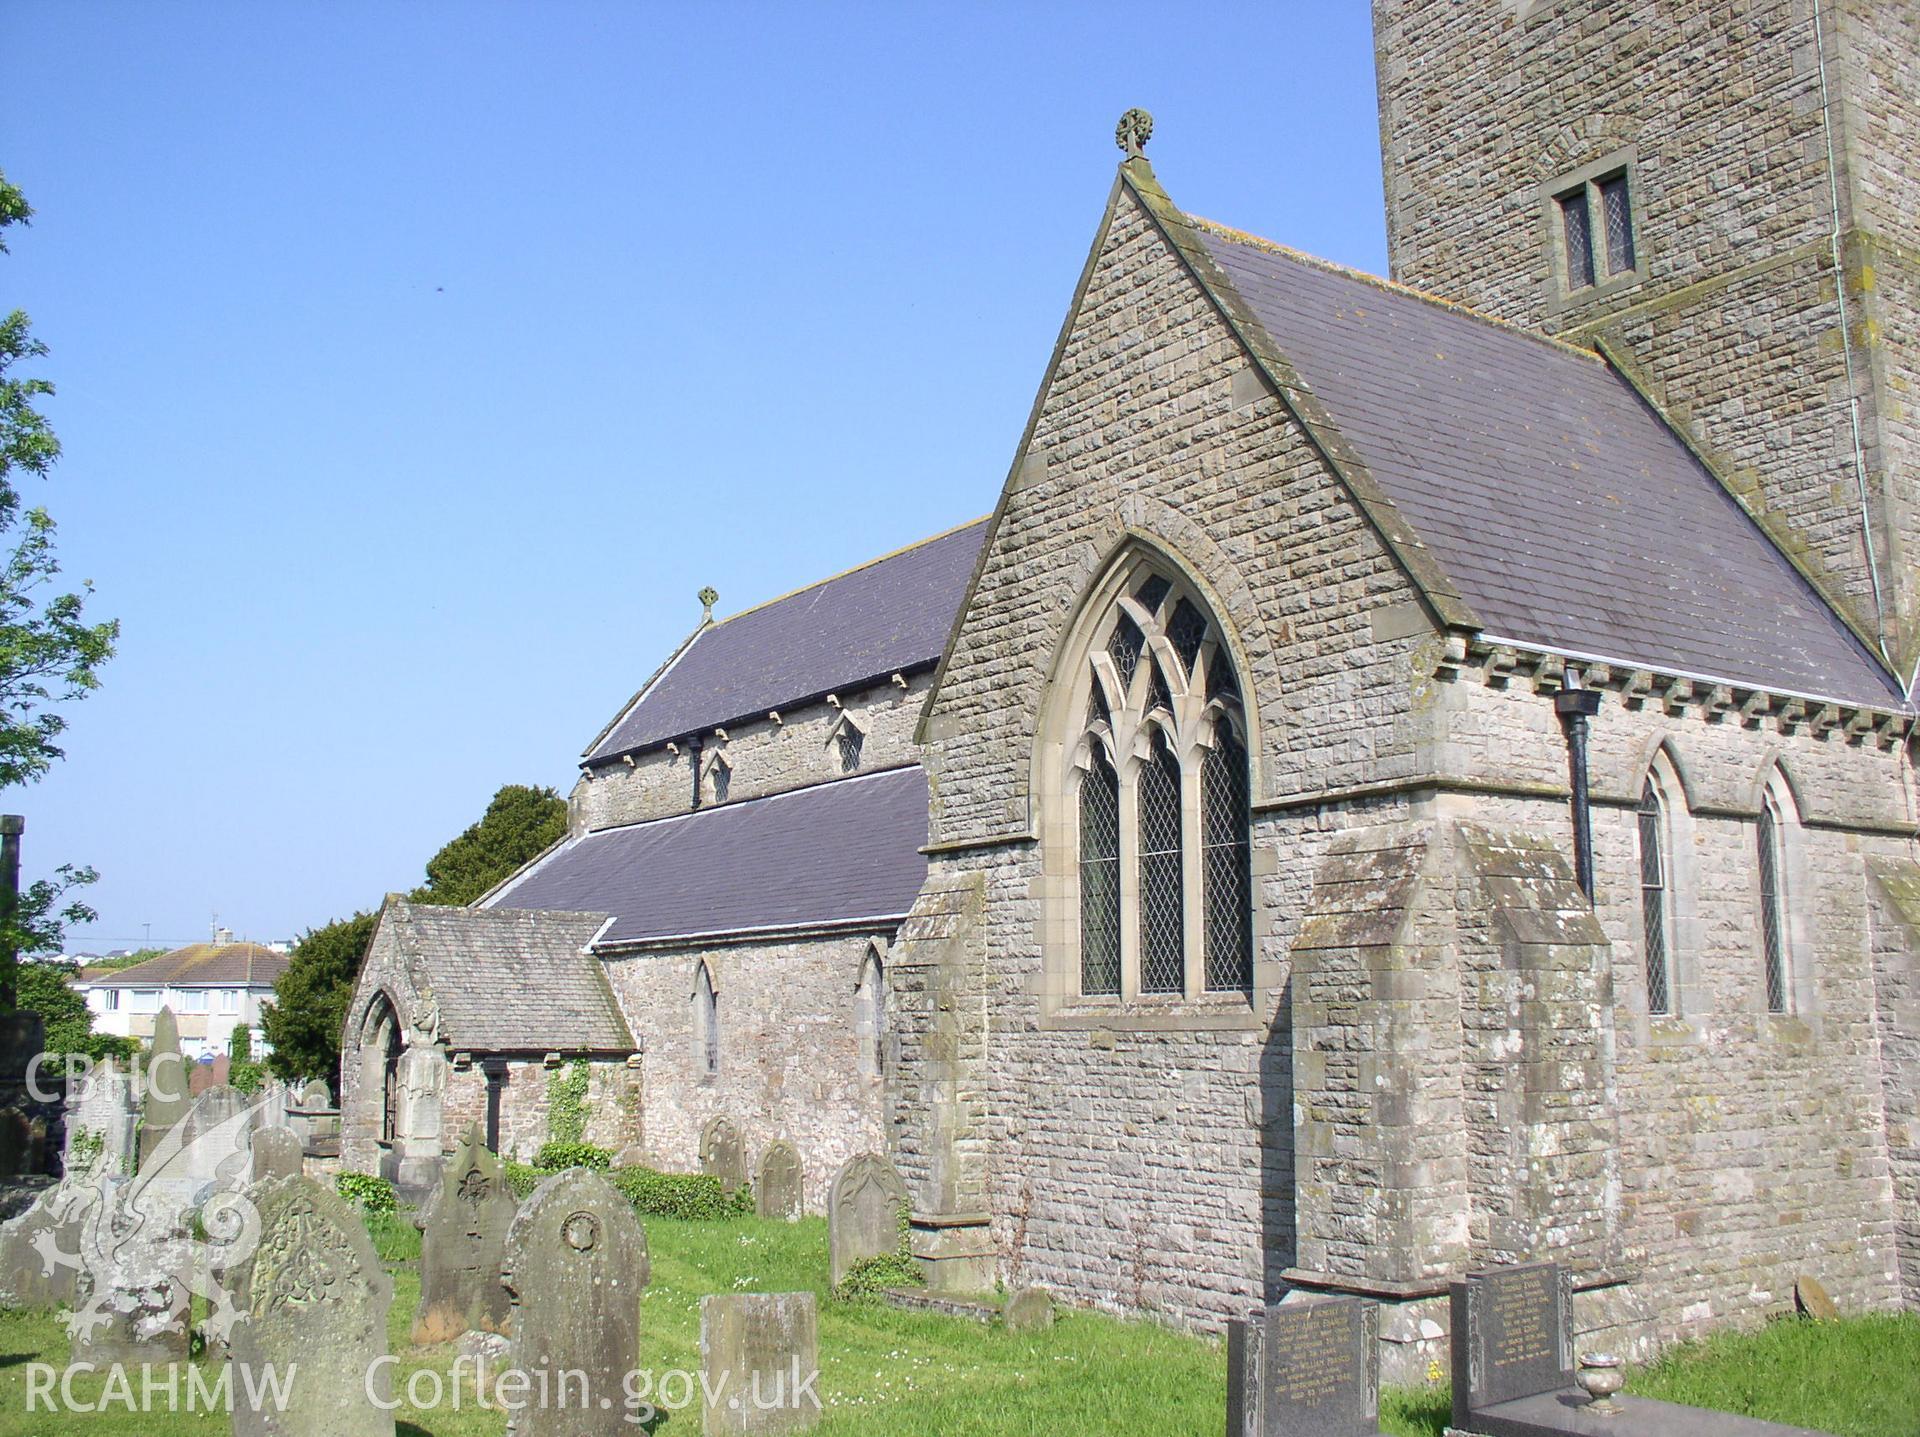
{"left": 1374, "top": 1, "right": 1919, "bottom": 682}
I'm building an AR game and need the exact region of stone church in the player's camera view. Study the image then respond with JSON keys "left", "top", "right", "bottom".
{"left": 342, "top": 0, "right": 1919, "bottom": 1375}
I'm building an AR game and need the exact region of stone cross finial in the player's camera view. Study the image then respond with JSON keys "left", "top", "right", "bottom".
{"left": 698, "top": 586, "right": 719, "bottom": 622}
{"left": 1115, "top": 108, "right": 1153, "bottom": 159}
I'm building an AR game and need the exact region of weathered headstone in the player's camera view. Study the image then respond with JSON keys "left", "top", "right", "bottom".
{"left": 701, "top": 1116, "right": 748, "bottom": 1192}
{"left": 501, "top": 1168, "right": 650, "bottom": 1436}
{"left": 1795, "top": 1274, "right": 1839, "bottom": 1322}
{"left": 755, "top": 1140, "right": 803, "bottom": 1220}
{"left": 251, "top": 1126, "right": 304, "bottom": 1183}
{"left": 827, "top": 1152, "right": 908, "bottom": 1287}
{"left": 412, "top": 1124, "right": 517, "bottom": 1344}
{"left": 1228, "top": 1296, "right": 1384, "bottom": 1437}
{"left": 189, "top": 1057, "right": 226, "bottom": 1098}
{"left": 1002, "top": 1285, "right": 1054, "bottom": 1333}
{"left": 230, "top": 1175, "right": 395, "bottom": 1437}
{"left": 69, "top": 1186, "right": 192, "bottom": 1368}
{"left": 138, "top": 1008, "right": 192, "bottom": 1167}
{"left": 700, "top": 1291, "right": 821, "bottom": 1435}
{"left": 66, "top": 1058, "right": 138, "bottom": 1177}
{"left": 0, "top": 1185, "right": 80, "bottom": 1308}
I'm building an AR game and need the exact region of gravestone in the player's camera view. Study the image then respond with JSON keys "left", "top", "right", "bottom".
{"left": 230, "top": 1175, "right": 395, "bottom": 1437}
{"left": 827, "top": 1152, "right": 908, "bottom": 1287}
{"left": 756, "top": 1140, "right": 803, "bottom": 1220}
{"left": 1450, "top": 1262, "right": 1574, "bottom": 1429}
{"left": 251, "top": 1126, "right": 304, "bottom": 1182}
{"left": 0, "top": 1184, "right": 81, "bottom": 1308}
{"left": 1795, "top": 1274, "right": 1839, "bottom": 1322}
{"left": 66, "top": 1059, "right": 138, "bottom": 1177}
{"left": 700, "top": 1291, "right": 821, "bottom": 1435}
{"left": 501, "top": 1167, "right": 650, "bottom": 1436}
{"left": 701, "top": 1116, "right": 748, "bottom": 1192}
{"left": 189, "top": 1056, "right": 231, "bottom": 1098}
{"left": 1227, "top": 1295, "right": 1385, "bottom": 1437}
{"left": 138, "top": 1008, "right": 192, "bottom": 1167}
{"left": 412, "top": 1124, "right": 516, "bottom": 1344}
{"left": 1002, "top": 1285, "right": 1054, "bottom": 1333}
{"left": 69, "top": 1184, "right": 193, "bottom": 1369}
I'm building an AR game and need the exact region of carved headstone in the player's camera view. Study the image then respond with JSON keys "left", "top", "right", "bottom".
{"left": 0, "top": 1185, "right": 80, "bottom": 1308}
{"left": 230, "top": 1176, "right": 395, "bottom": 1437}
{"left": 827, "top": 1152, "right": 908, "bottom": 1288}
{"left": 1003, "top": 1285, "right": 1054, "bottom": 1333}
{"left": 139, "top": 1008, "right": 192, "bottom": 1167}
{"left": 1449, "top": 1262, "right": 1574, "bottom": 1430}
{"left": 501, "top": 1168, "right": 650, "bottom": 1436}
{"left": 755, "top": 1141, "right": 802, "bottom": 1221}
{"left": 251, "top": 1126, "right": 304, "bottom": 1183}
{"left": 1227, "top": 1296, "right": 1383, "bottom": 1437}
{"left": 700, "top": 1291, "right": 821, "bottom": 1435}
{"left": 412, "top": 1124, "right": 517, "bottom": 1344}
{"left": 701, "top": 1116, "right": 748, "bottom": 1192}
{"left": 66, "top": 1058, "right": 138, "bottom": 1177}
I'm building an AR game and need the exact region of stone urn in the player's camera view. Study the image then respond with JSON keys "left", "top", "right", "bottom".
{"left": 1575, "top": 1352, "right": 1625, "bottom": 1414}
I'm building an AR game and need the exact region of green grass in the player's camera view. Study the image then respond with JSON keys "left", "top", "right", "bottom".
{"left": 1, "top": 1211, "right": 1914, "bottom": 1436}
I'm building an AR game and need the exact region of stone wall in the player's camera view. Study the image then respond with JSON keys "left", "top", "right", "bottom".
{"left": 1866, "top": 861, "right": 1920, "bottom": 1307}
{"left": 570, "top": 677, "right": 929, "bottom": 834}
{"left": 600, "top": 932, "right": 887, "bottom": 1212}
{"left": 436, "top": 1057, "right": 641, "bottom": 1165}
{"left": 897, "top": 151, "right": 1916, "bottom": 1366}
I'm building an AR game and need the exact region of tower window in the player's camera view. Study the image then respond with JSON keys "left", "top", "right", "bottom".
{"left": 1550, "top": 159, "right": 1640, "bottom": 298}
{"left": 835, "top": 724, "right": 864, "bottom": 773}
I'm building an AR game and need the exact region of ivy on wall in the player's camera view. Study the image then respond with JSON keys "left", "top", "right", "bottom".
{"left": 547, "top": 1059, "right": 590, "bottom": 1146}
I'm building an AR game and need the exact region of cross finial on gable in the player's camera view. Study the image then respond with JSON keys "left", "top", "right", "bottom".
{"left": 1115, "top": 108, "right": 1153, "bottom": 160}
{"left": 698, "top": 586, "right": 719, "bottom": 622}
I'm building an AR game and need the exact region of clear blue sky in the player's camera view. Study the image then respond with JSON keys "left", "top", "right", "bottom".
{"left": 3, "top": 3, "right": 1386, "bottom": 951}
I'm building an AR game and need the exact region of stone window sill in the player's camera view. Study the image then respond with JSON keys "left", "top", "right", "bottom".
{"left": 1038, "top": 992, "right": 1263, "bottom": 1033}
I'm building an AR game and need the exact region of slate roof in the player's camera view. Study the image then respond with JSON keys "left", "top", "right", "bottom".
{"left": 1189, "top": 220, "right": 1907, "bottom": 710}
{"left": 84, "top": 942, "right": 289, "bottom": 989}
{"left": 377, "top": 899, "right": 631, "bottom": 1053}
{"left": 486, "top": 766, "right": 929, "bottom": 946}
{"left": 585, "top": 519, "right": 991, "bottom": 763}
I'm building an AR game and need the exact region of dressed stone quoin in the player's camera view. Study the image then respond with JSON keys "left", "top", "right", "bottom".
{"left": 341, "top": 0, "right": 1920, "bottom": 1380}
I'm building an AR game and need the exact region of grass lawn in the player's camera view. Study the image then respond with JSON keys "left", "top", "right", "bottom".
{"left": 1, "top": 1207, "right": 1914, "bottom": 1436}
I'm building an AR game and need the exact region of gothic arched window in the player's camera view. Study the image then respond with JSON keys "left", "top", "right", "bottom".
{"left": 693, "top": 963, "right": 719, "bottom": 1078}
{"left": 855, "top": 946, "right": 888, "bottom": 1078}
{"left": 1067, "top": 566, "right": 1252, "bottom": 1000}
{"left": 1637, "top": 777, "right": 1673, "bottom": 1015}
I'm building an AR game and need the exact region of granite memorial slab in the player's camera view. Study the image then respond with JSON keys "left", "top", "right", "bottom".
{"left": 1448, "top": 1263, "right": 1840, "bottom": 1437}
{"left": 1227, "top": 1294, "right": 1386, "bottom": 1437}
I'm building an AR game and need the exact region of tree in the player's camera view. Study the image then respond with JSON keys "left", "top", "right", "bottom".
{"left": 411, "top": 783, "right": 566, "bottom": 906}
{"left": 260, "top": 910, "right": 375, "bottom": 1084}
{"left": 16, "top": 960, "right": 134, "bottom": 1063}
{"left": 0, "top": 171, "right": 118, "bottom": 1004}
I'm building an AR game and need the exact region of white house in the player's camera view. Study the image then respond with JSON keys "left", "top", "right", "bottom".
{"left": 78, "top": 941, "right": 289, "bottom": 1061}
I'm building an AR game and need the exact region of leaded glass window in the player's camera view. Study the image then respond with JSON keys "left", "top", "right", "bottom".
{"left": 1203, "top": 731, "right": 1252, "bottom": 992}
{"left": 1599, "top": 172, "right": 1636, "bottom": 274}
{"left": 836, "top": 724, "right": 864, "bottom": 773}
{"left": 1067, "top": 560, "right": 1252, "bottom": 1003}
{"left": 1560, "top": 187, "right": 1596, "bottom": 290}
{"left": 1638, "top": 781, "right": 1672, "bottom": 1015}
{"left": 1758, "top": 798, "right": 1787, "bottom": 1014}
{"left": 1079, "top": 750, "right": 1121, "bottom": 996}
{"left": 1138, "top": 733, "right": 1185, "bottom": 994}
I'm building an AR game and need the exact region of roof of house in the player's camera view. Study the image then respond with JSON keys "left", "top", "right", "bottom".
{"left": 1182, "top": 216, "right": 1905, "bottom": 710}
{"left": 486, "top": 765, "right": 929, "bottom": 946}
{"left": 374, "top": 898, "right": 631, "bottom": 1054}
{"left": 584, "top": 518, "right": 991, "bottom": 764}
{"left": 83, "top": 942, "right": 290, "bottom": 989}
